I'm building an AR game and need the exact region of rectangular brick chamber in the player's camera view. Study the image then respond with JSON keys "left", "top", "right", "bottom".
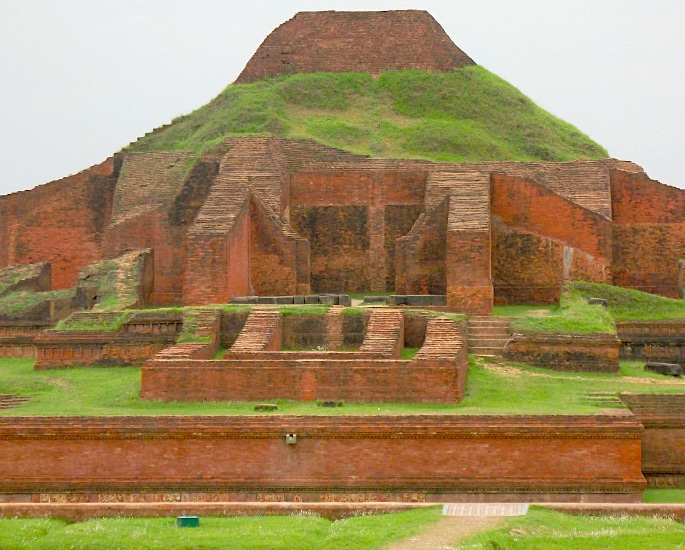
{"left": 141, "top": 357, "right": 467, "bottom": 404}
{"left": 0, "top": 414, "right": 645, "bottom": 504}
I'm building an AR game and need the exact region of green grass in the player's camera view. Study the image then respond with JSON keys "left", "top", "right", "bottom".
{"left": 2, "top": 356, "right": 684, "bottom": 416}
{"left": 279, "top": 304, "right": 331, "bottom": 315}
{"left": 492, "top": 304, "right": 558, "bottom": 317}
{"left": 510, "top": 285, "right": 616, "bottom": 334}
{"left": 571, "top": 281, "right": 685, "bottom": 322}
{"left": 126, "top": 68, "right": 607, "bottom": 164}
{"left": 462, "top": 507, "right": 685, "bottom": 549}
{"left": 0, "top": 507, "right": 442, "bottom": 550}
{"left": 0, "top": 289, "right": 74, "bottom": 314}
{"left": 54, "top": 311, "right": 134, "bottom": 332}
{"left": 643, "top": 489, "right": 685, "bottom": 503}
{"left": 401, "top": 347, "right": 420, "bottom": 360}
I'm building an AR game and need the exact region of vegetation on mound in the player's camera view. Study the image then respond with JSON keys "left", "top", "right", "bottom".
{"left": 2, "top": 357, "right": 683, "bottom": 416}
{"left": 54, "top": 311, "right": 134, "bottom": 332}
{"left": 0, "top": 289, "right": 74, "bottom": 315}
{"left": 126, "top": 67, "right": 607, "bottom": 163}
{"left": 571, "top": 281, "right": 685, "bottom": 322}
{"left": 510, "top": 285, "right": 616, "bottom": 335}
{"left": 0, "top": 507, "right": 442, "bottom": 550}
{"left": 463, "top": 507, "right": 685, "bottom": 549}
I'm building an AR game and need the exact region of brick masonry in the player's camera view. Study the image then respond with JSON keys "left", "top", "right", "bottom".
{"left": 617, "top": 321, "right": 685, "bottom": 363}
{"left": 621, "top": 394, "right": 685, "bottom": 487}
{"left": 0, "top": 414, "right": 645, "bottom": 503}
{"left": 503, "top": 332, "right": 621, "bottom": 373}
{"left": 235, "top": 10, "right": 475, "bottom": 83}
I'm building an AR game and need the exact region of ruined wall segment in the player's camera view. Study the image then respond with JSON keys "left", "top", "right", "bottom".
{"left": 492, "top": 173, "right": 613, "bottom": 303}
{"left": 0, "top": 159, "right": 118, "bottom": 291}
{"left": 104, "top": 151, "right": 195, "bottom": 305}
{"left": 611, "top": 169, "right": 685, "bottom": 297}
{"left": 235, "top": 10, "right": 475, "bottom": 84}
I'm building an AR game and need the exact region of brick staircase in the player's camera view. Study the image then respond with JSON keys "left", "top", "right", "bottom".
{"left": 467, "top": 316, "right": 513, "bottom": 357}
{"left": 229, "top": 309, "right": 282, "bottom": 353}
{"left": 325, "top": 306, "right": 345, "bottom": 351}
{"left": 0, "top": 394, "right": 29, "bottom": 410}
{"left": 359, "top": 310, "right": 404, "bottom": 359}
{"left": 414, "top": 317, "right": 464, "bottom": 361}
{"left": 153, "top": 309, "right": 220, "bottom": 360}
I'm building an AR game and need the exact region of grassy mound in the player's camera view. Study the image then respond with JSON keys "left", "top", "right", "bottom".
{"left": 510, "top": 285, "right": 617, "bottom": 335}
{"left": 127, "top": 67, "right": 607, "bottom": 163}
{"left": 571, "top": 281, "right": 685, "bottom": 322}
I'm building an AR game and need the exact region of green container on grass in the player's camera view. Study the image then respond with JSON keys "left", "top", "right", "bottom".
{"left": 177, "top": 516, "right": 200, "bottom": 527}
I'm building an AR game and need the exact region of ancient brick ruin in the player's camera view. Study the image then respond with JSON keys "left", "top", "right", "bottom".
{"left": 0, "top": 10, "right": 684, "bottom": 509}
{"left": 1, "top": 137, "right": 683, "bottom": 316}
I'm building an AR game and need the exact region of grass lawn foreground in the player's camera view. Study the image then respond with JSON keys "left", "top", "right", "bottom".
{"left": 1, "top": 356, "right": 685, "bottom": 416}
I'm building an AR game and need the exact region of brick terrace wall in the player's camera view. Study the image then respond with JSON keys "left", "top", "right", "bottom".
{"left": 0, "top": 159, "right": 117, "bottom": 290}
{"left": 611, "top": 170, "right": 685, "bottom": 297}
{"left": 235, "top": 10, "right": 475, "bottom": 83}
{"left": 396, "top": 201, "right": 447, "bottom": 295}
{"left": 504, "top": 333, "right": 621, "bottom": 372}
{"left": 142, "top": 357, "right": 462, "bottom": 403}
{"left": 617, "top": 321, "right": 685, "bottom": 362}
{"left": 0, "top": 415, "right": 645, "bottom": 502}
{"left": 290, "top": 170, "right": 425, "bottom": 293}
{"left": 492, "top": 174, "right": 612, "bottom": 304}
{"left": 282, "top": 314, "right": 328, "bottom": 349}
{"left": 34, "top": 333, "right": 176, "bottom": 370}
{"left": 0, "top": 323, "right": 52, "bottom": 359}
{"left": 103, "top": 152, "right": 195, "bottom": 305}
{"left": 250, "top": 197, "right": 302, "bottom": 296}
{"left": 621, "top": 394, "right": 685, "bottom": 487}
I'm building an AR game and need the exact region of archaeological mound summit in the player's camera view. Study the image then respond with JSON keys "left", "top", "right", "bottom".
{"left": 1, "top": 10, "right": 684, "bottom": 315}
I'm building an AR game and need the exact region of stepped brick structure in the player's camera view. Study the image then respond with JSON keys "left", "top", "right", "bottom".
{"left": 1, "top": 137, "right": 684, "bottom": 314}
{"left": 1, "top": 11, "right": 684, "bottom": 315}
{"left": 235, "top": 10, "right": 475, "bottom": 83}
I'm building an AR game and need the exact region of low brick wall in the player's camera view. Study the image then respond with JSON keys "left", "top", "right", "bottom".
{"left": 34, "top": 333, "right": 176, "bottom": 369}
{"left": 503, "top": 333, "right": 621, "bottom": 372}
{"left": 141, "top": 357, "right": 465, "bottom": 403}
{"left": 621, "top": 393, "right": 685, "bottom": 487}
{"left": 0, "top": 323, "right": 52, "bottom": 358}
{"left": 0, "top": 415, "right": 645, "bottom": 503}
{"left": 617, "top": 321, "right": 685, "bottom": 362}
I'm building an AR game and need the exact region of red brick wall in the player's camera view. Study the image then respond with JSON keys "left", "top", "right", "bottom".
{"left": 492, "top": 174, "right": 612, "bottom": 303}
{"left": 235, "top": 10, "right": 475, "bottom": 83}
{"left": 183, "top": 196, "right": 250, "bottom": 306}
{"left": 141, "top": 357, "right": 465, "bottom": 403}
{"left": 503, "top": 333, "right": 621, "bottom": 372}
{"left": 620, "top": 394, "right": 685, "bottom": 487}
{"left": 397, "top": 201, "right": 448, "bottom": 295}
{"left": 446, "top": 230, "right": 493, "bottom": 313}
{"left": 250, "top": 198, "right": 298, "bottom": 296}
{"left": 104, "top": 213, "right": 185, "bottom": 305}
{"left": 0, "top": 159, "right": 117, "bottom": 290}
{"left": 611, "top": 170, "right": 685, "bottom": 297}
{"left": 617, "top": 321, "right": 685, "bottom": 362}
{"left": 0, "top": 415, "right": 645, "bottom": 502}
{"left": 291, "top": 170, "right": 424, "bottom": 293}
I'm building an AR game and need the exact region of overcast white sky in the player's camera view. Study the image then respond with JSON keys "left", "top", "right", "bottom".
{"left": 1, "top": 0, "right": 683, "bottom": 196}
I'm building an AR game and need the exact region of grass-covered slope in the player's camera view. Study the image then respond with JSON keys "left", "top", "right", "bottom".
{"left": 572, "top": 281, "right": 685, "bottom": 322}
{"left": 127, "top": 67, "right": 607, "bottom": 162}
{"left": 509, "top": 282, "right": 685, "bottom": 335}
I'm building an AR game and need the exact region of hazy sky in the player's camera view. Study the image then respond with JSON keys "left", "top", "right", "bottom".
{"left": 1, "top": 0, "right": 683, "bottom": 196}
